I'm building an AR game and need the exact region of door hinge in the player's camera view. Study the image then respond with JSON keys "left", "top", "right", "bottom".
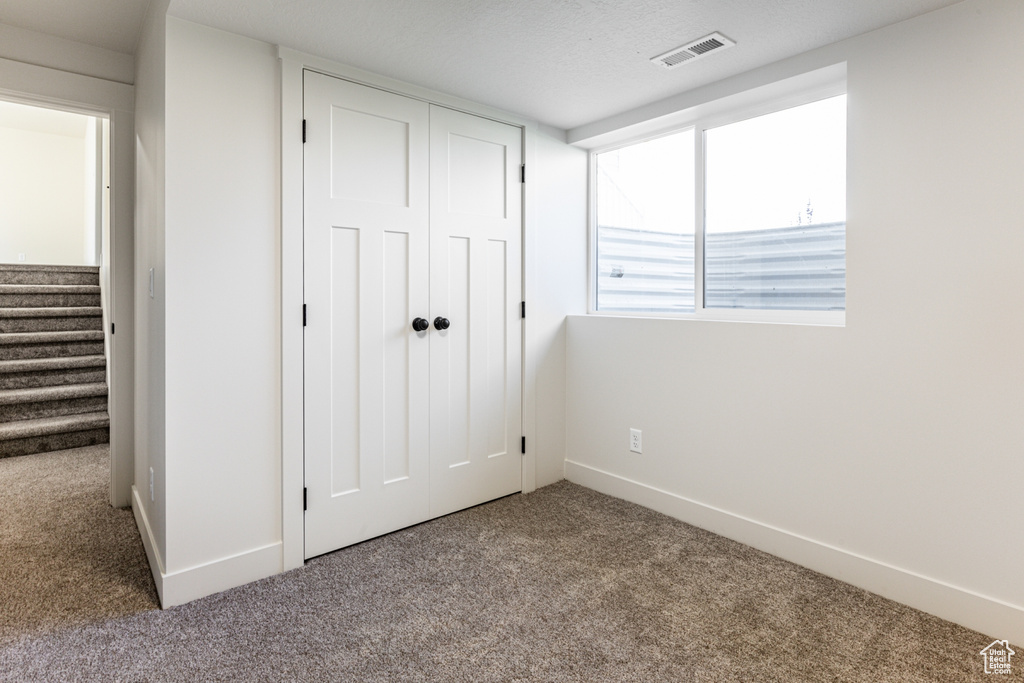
{"left": 521, "top": 301, "right": 525, "bottom": 319}
{"left": 521, "top": 436, "right": 526, "bottom": 454}
{"left": 520, "top": 164, "right": 525, "bottom": 183}
{"left": 303, "top": 304, "right": 307, "bottom": 326}
{"left": 302, "top": 119, "right": 307, "bottom": 143}
{"left": 303, "top": 487, "right": 308, "bottom": 511}
{"left": 111, "top": 322, "right": 115, "bottom": 335}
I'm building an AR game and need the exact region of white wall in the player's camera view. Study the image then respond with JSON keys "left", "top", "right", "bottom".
{"left": 84, "top": 118, "right": 102, "bottom": 266}
{"left": 133, "top": 8, "right": 284, "bottom": 606}
{"left": 133, "top": 0, "right": 169, "bottom": 594}
{"left": 162, "top": 17, "right": 282, "bottom": 599}
{"left": 0, "top": 111, "right": 91, "bottom": 265}
{"left": 565, "top": 0, "right": 1024, "bottom": 644}
{"left": 530, "top": 125, "right": 587, "bottom": 487}
{"left": 0, "top": 22, "right": 133, "bottom": 85}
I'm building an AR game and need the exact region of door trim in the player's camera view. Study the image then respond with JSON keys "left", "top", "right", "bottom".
{"left": 0, "top": 58, "right": 135, "bottom": 509}
{"left": 279, "top": 48, "right": 540, "bottom": 571}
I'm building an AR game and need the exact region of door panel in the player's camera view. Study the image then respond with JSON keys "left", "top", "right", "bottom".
{"left": 304, "top": 72, "right": 430, "bottom": 558}
{"left": 429, "top": 105, "right": 523, "bottom": 518}
{"left": 445, "top": 235, "right": 472, "bottom": 469}
{"left": 484, "top": 239, "right": 509, "bottom": 457}
{"left": 383, "top": 230, "right": 413, "bottom": 483}
{"left": 328, "top": 226, "right": 361, "bottom": 496}
{"left": 330, "top": 107, "right": 411, "bottom": 206}
{"left": 447, "top": 133, "right": 508, "bottom": 217}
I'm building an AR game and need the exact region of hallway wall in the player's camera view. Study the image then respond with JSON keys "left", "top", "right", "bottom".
{"left": 0, "top": 103, "right": 95, "bottom": 265}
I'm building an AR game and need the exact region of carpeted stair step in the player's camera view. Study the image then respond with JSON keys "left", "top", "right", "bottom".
{"left": 0, "top": 284, "right": 101, "bottom": 308}
{"left": 0, "top": 411, "right": 109, "bottom": 459}
{"left": 0, "top": 265, "right": 108, "bottom": 459}
{"left": 0, "top": 306, "right": 103, "bottom": 333}
{"left": 0, "top": 355, "right": 107, "bottom": 390}
{"left": 0, "top": 264, "right": 99, "bottom": 286}
{"left": 0, "top": 330, "right": 105, "bottom": 360}
{"left": 0, "top": 383, "right": 108, "bottom": 422}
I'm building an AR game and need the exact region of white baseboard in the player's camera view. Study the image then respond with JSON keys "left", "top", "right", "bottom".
{"left": 131, "top": 485, "right": 165, "bottom": 604}
{"left": 565, "top": 460, "right": 1024, "bottom": 646}
{"left": 160, "top": 542, "right": 283, "bottom": 609}
{"left": 131, "top": 486, "right": 283, "bottom": 608}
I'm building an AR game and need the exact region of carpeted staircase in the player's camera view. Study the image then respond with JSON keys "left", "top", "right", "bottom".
{"left": 0, "top": 264, "right": 109, "bottom": 459}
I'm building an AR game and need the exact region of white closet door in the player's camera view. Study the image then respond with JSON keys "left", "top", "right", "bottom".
{"left": 303, "top": 71, "right": 431, "bottom": 558}
{"left": 428, "top": 105, "right": 523, "bottom": 517}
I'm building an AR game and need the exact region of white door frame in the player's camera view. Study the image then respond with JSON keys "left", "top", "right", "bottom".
{"left": 0, "top": 57, "right": 135, "bottom": 508}
{"left": 279, "top": 47, "right": 540, "bottom": 571}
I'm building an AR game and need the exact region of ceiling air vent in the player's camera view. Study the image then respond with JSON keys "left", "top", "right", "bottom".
{"left": 651, "top": 32, "right": 736, "bottom": 69}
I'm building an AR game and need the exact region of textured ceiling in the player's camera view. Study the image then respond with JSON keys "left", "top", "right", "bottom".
{"left": 167, "top": 0, "right": 964, "bottom": 129}
{"left": 0, "top": 0, "right": 965, "bottom": 129}
{"left": 0, "top": 0, "right": 150, "bottom": 55}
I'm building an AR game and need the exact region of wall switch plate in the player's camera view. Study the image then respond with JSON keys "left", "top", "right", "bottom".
{"left": 629, "top": 428, "right": 642, "bottom": 454}
{"left": 149, "top": 467, "right": 155, "bottom": 502}
{"left": 149, "top": 268, "right": 155, "bottom": 298}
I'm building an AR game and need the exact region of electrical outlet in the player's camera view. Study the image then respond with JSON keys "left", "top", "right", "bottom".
{"left": 629, "top": 428, "right": 642, "bottom": 454}
{"left": 17, "top": 253, "right": 25, "bottom": 262}
{"left": 149, "top": 467, "right": 155, "bottom": 502}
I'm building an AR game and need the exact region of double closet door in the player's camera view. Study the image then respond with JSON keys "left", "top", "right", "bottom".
{"left": 302, "top": 71, "right": 523, "bottom": 559}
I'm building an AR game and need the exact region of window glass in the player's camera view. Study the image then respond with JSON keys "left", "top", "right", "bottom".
{"left": 595, "top": 130, "right": 695, "bottom": 313}
{"left": 704, "top": 95, "right": 846, "bottom": 311}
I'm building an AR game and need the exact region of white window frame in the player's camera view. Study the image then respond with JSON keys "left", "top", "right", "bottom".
{"left": 588, "top": 64, "right": 847, "bottom": 326}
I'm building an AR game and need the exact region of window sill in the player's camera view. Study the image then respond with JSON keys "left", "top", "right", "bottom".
{"left": 586, "top": 308, "right": 845, "bottom": 327}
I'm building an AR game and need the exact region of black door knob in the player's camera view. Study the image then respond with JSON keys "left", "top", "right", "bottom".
{"left": 412, "top": 317, "right": 429, "bottom": 332}
{"left": 433, "top": 317, "right": 450, "bottom": 330}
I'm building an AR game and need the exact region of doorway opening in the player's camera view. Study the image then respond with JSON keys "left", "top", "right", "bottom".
{"left": 0, "top": 99, "right": 112, "bottom": 461}
{"left": 0, "top": 97, "right": 153, "bottom": 639}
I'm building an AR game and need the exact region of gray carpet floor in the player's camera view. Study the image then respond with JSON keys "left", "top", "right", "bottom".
{"left": 0, "top": 445, "right": 157, "bottom": 646}
{"left": 0, "top": 446, "right": 1008, "bottom": 681}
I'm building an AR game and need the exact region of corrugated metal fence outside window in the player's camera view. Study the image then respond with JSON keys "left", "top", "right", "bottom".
{"left": 596, "top": 221, "right": 845, "bottom": 314}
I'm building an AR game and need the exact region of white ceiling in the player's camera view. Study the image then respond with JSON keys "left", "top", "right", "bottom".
{"left": 0, "top": 0, "right": 150, "bottom": 55}
{"left": 167, "top": 0, "right": 964, "bottom": 130}
{"left": 0, "top": 0, "right": 964, "bottom": 130}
